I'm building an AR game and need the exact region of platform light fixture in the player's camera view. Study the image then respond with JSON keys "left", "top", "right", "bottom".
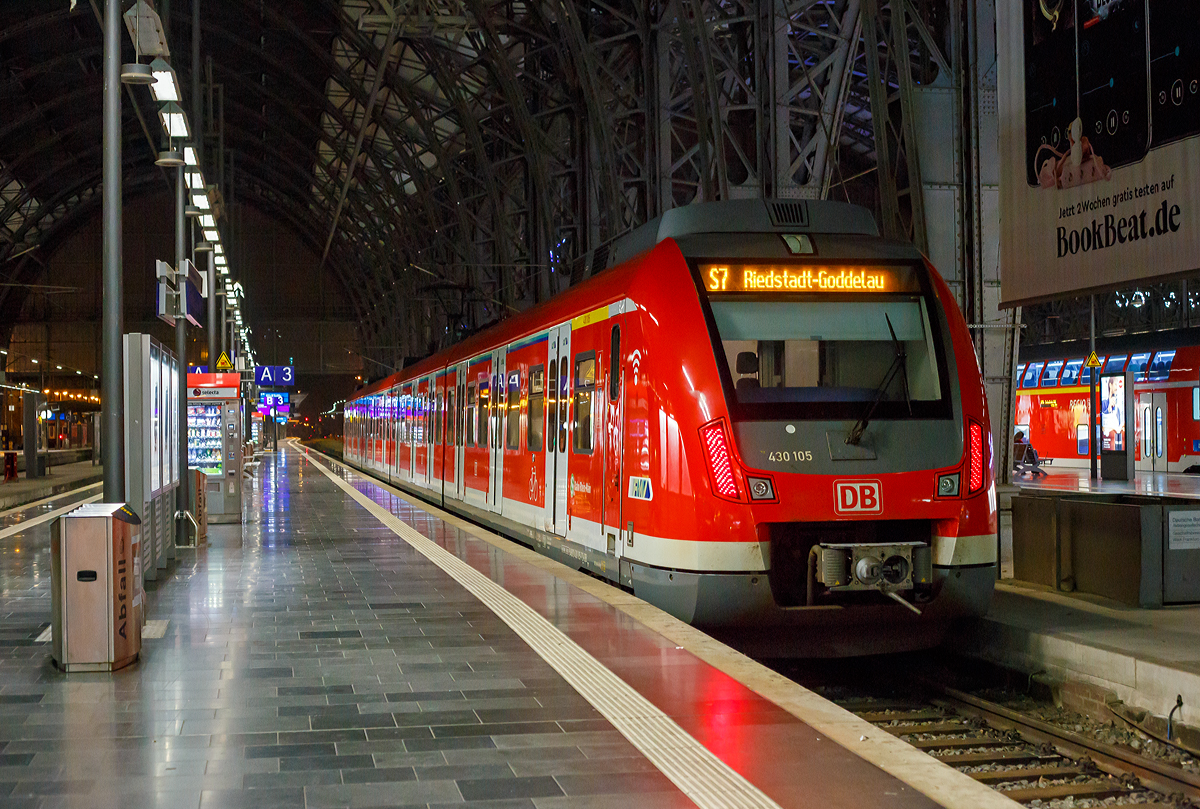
{"left": 195, "top": 241, "right": 213, "bottom": 253}
{"left": 199, "top": 214, "right": 216, "bottom": 229}
{"left": 121, "top": 62, "right": 154, "bottom": 84}
{"left": 155, "top": 148, "right": 184, "bottom": 167}
{"left": 203, "top": 229, "right": 219, "bottom": 242}
{"left": 192, "top": 193, "right": 210, "bottom": 211}
{"left": 158, "top": 101, "right": 190, "bottom": 139}
{"left": 186, "top": 171, "right": 205, "bottom": 190}
{"left": 185, "top": 204, "right": 201, "bottom": 218}
{"left": 184, "top": 146, "right": 198, "bottom": 166}
{"left": 149, "top": 58, "right": 180, "bottom": 102}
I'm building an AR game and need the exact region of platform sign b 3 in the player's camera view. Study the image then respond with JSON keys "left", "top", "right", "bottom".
{"left": 255, "top": 365, "right": 295, "bottom": 386}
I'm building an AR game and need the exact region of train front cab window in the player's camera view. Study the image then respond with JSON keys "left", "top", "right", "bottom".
{"left": 705, "top": 277, "right": 947, "bottom": 415}
{"left": 574, "top": 352, "right": 596, "bottom": 453}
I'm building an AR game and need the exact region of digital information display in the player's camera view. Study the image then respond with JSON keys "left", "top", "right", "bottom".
{"left": 701, "top": 264, "right": 914, "bottom": 294}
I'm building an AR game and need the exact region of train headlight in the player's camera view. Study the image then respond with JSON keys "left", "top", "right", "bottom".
{"left": 747, "top": 476, "right": 776, "bottom": 501}
{"left": 937, "top": 472, "right": 960, "bottom": 497}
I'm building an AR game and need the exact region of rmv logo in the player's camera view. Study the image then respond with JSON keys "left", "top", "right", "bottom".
{"left": 834, "top": 480, "right": 882, "bottom": 514}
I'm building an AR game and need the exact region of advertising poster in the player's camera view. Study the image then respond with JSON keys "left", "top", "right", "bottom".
{"left": 999, "top": 0, "right": 1200, "bottom": 305}
{"left": 1100, "top": 374, "right": 1126, "bottom": 450}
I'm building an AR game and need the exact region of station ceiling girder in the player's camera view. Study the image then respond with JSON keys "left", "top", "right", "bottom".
{"left": 0, "top": 0, "right": 963, "bottom": 369}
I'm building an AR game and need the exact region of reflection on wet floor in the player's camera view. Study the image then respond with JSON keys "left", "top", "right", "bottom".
{"left": 1015, "top": 467, "right": 1200, "bottom": 499}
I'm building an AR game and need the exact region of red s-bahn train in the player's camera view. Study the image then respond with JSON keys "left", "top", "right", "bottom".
{"left": 1016, "top": 346, "right": 1199, "bottom": 473}
{"left": 343, "top": 199, "right": 996, "bottom": 656}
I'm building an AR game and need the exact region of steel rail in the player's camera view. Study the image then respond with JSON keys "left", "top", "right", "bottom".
{"left": 932, "top": 684, "right": 1200, "bottom": 801}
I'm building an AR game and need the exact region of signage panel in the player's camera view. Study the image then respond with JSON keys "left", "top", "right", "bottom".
{"left": 700, "top": 264, "right": 918, "bottom": 294}
{"left": 255, "top": 365, "right": 295, "bottom": 386}
{"left": 999, "top": 0, "right": 1200, "bottom": 305}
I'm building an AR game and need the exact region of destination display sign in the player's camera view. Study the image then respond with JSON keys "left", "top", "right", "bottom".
{"left": 700, "top": 264, "right": 916, "bottom": 294}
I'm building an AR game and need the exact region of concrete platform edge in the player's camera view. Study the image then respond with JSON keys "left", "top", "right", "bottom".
{"left": 956, "top": 588, "right": 1200, "bottom": 721}
{"left": 0, "top": 471, "right": 104, "bottom": 512}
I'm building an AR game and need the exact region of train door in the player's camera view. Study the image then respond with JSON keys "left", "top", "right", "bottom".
{"left": 601, "top": 310, "right": 627, "bottom": 557}
{"left": 400, "top": 384, "right": 413, "bottom": 481}
{"left": 546, "top": 324, "right": 571, "bottom": 535}
{"left": 431, "top": 374, "right": 443, "bottom": 497}
{"left": 454, "top": 362, "right": 468, "bottom": 501}
{"left": 414, "top": 379, "right": 428, "bottom": 485}
{"left": 441, "top": 370, "right": 455, "bottom": 502}
{"left": 488, "top": 350, "right": 506, "bottom": 514}
{"left": 423, "top": 377, "right": 435, "bottom": 489}
{"left": 1137, "top": 392, "right": 1168, "bottom": 472}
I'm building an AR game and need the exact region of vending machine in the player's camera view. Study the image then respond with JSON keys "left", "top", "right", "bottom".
{"left": 187, "top": 373, "right": 243, "bottom": 523}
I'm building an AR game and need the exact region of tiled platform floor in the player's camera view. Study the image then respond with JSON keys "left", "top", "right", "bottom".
{"left": 0, "top": 446, "right": 951, "bottom": 809}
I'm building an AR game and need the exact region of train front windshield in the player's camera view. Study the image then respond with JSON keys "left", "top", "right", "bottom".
{"left": 700, "top": 262, "right": 952, "bottom": 420}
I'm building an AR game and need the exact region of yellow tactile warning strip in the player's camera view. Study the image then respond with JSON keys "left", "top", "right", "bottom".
{"left": 293, "top": 442, "right": 1019, "bottom": 809}
{"left": 297, "top": 444, "right": 781, "bottom": 809}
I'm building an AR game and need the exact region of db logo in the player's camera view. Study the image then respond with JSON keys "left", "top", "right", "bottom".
{"left": 834, "top": 480, "right": 882, "bottom": 514}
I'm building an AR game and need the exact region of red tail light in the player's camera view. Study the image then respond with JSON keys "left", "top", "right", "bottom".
{"left": 968, "top": 419, "right": 984, "bottom": 494}
{"left": 700, "top": 419, "right": 742, "bottom": 500}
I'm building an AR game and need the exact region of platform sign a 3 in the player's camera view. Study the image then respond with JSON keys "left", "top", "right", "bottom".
{"left": 254, "top": 365, "right": 295, "bottom": 386}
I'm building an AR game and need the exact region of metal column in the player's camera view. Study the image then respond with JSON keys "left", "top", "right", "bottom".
{"left": 208, "top": 252, "right": 217, "bottom": 370}
{"left": 100, "top": 0, "right": 124, "bottom": 501}
{"left": 176, "top": 167, "right": 190, "bottom": 538}
{"left": 1090, "top": 295, "right": 1098, "bottom": 480}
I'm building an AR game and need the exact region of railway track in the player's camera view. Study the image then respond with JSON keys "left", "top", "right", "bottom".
{"left": 830, "top": 680, "right": 1200, "bottom": 807}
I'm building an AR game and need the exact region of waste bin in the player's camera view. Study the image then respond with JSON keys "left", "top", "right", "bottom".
{"left": 189, "top": 468, "right": 208, "bottom": 542}
{"left": 50, "top": 503, "right": 142, "bottom": 672}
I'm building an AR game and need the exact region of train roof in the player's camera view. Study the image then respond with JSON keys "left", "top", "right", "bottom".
{"left": 350, "top": 199, "right": 885, "bottom": 401}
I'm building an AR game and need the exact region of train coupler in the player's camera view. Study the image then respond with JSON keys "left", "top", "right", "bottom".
{"left": 807, "top": 542, "right": 932, "bottom": 607}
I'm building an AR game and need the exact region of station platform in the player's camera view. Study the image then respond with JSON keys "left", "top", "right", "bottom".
{"left": 1012, "top": 466, "right": 1200, "bottom": 500}
{"left": 0, "top": 442, "right": 1016, "bottom": 809}
{"left": 985, "top": 464, "right": 1200, "bottom": 724}
{"left": 959, "top": 581, "right": 1200, "bottom": 723}
{"left": 0, "top": 459, "right": 103, "bottom": 512}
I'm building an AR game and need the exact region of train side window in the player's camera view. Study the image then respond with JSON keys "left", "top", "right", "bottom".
{"left": 528, "top": 365, "right": 545, "bottom": 452}
{"left": 547, "top": 361, "right": 558, "bottom": 450}
{"left": 435, "top": 392, "right": 444, "bottom": 445}
{"left": 466, "top": 383, "right": 476, "bottom": 446}
{"left": 558, "top": 356, "right": 569, "bottom": 452}
{"left": 506, "top": 372, "right": 521, "bottom": 450}
{"left": 609, "top": 325, "right": 621, "bottom": 402}
{"left": 478, "top": 378, "right": 490, "bottom": 446}
{"left": 573, "top": 352, "right": 596, "bottom": 454}
{"left": 447, "top": 388, "right": 456, "bottom": 446}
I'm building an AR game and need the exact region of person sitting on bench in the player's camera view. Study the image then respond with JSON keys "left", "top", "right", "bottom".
{"left": 1013, "top": 430, "right": 1046, "bottom": 476}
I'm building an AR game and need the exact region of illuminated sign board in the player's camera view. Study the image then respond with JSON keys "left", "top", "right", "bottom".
{"left": 701, "top": 264, "right": 915, "bottom": 294}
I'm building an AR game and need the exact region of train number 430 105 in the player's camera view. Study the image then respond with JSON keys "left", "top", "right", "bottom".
{"left": 768, "top": 450, "right": 812, "bottom": 462}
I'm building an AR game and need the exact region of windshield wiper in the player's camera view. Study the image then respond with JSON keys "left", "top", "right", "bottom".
{"left": 845, "top": 314, "right": 912, "bottom": 446}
